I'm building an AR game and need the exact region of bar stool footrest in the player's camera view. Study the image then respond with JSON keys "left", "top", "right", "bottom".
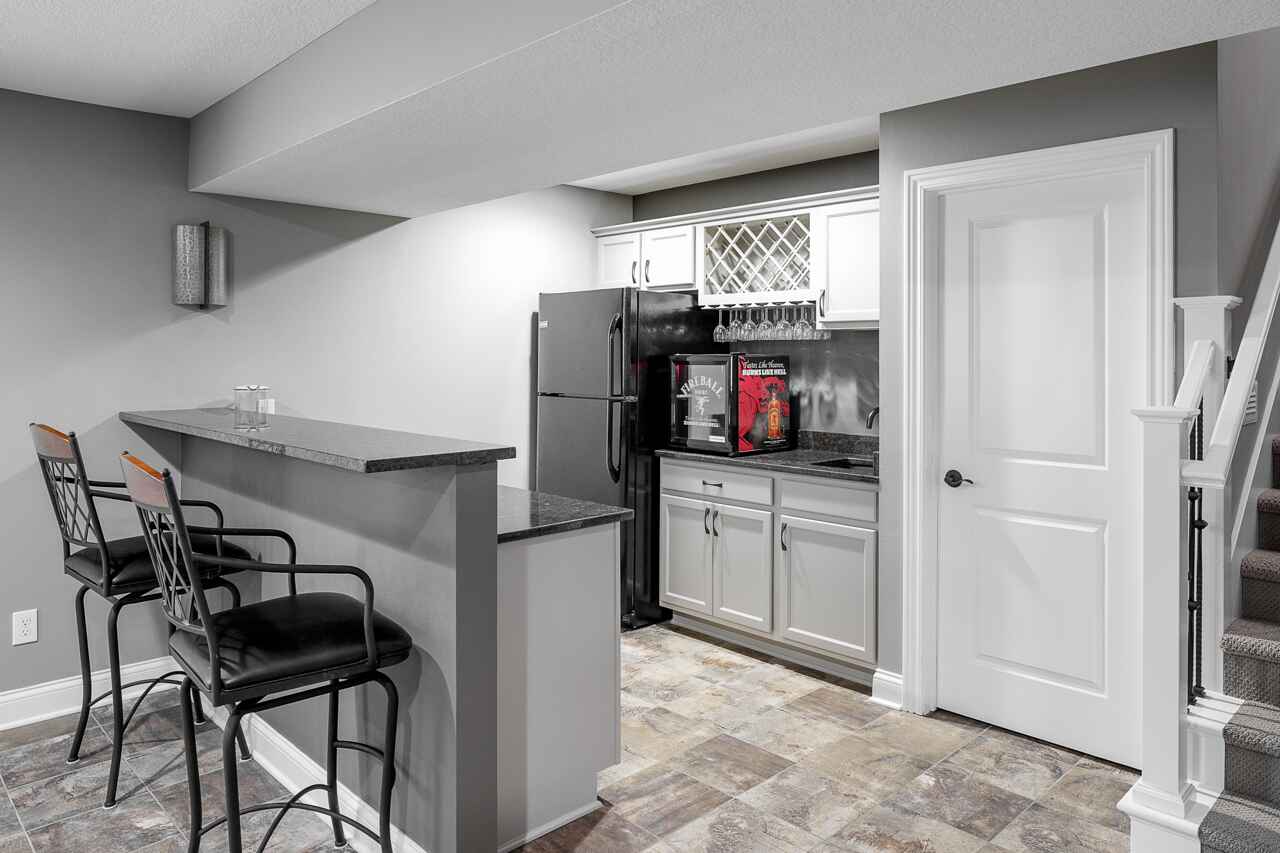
{"left": 197, "top": 784, "right": 382, "bottom": 851}
{"left": 333, "top": 739, "right": 384, "bottom": 761}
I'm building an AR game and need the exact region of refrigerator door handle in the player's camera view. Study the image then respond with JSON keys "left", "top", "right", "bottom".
{"left": 605, "top": 398, "right": 622, "bottom": 483}
{"left": 605, "top": 311, "right": 622, "bottom": 396}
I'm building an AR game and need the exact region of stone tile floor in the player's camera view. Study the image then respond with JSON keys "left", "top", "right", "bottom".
{"left": 519, "top": 624, "right": 1137, "bottom": 852}
{"left": 0, "top": 624, "right": 1136, "bottom": 852}
{"left": 0, "top": 690, "right": 334, "bottom": 852}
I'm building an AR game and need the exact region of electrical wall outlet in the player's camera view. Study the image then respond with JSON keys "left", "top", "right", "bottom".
{"left": 12, "top": 609, "right": 37, "bottom": 646}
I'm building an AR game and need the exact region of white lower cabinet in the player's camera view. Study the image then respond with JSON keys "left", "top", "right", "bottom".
{"left": 712, "top": 503, "right": 773, "bottom": 632}
{"left": 659, "top": 494, "right": 713, "bottom": 614}
{"left": 775, "top": 515, "right": 876, "bottom": 663}
{"left": 659, "top": 458, "right": 878, "bottom": 667}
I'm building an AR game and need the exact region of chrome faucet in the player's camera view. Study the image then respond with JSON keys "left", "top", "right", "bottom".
{"left": 866, "top": 406, "right": 879, "bottom": 430}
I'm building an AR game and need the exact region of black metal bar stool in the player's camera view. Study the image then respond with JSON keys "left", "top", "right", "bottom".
{"left": 119, "top": 452, "right": 411, "bottom": 853}
{"left": 29, "top": 424, "right": 252, "bottom": 808}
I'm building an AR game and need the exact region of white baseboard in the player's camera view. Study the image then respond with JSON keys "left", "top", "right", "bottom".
{"left": 870, "top": 669, "right": 904, "bottom": 711}
{"left": 671, "top": 614, "right": 875, "bottom": 688}
{"left": 203, "top": 697, "right": 427, "bottom": 853}
{"left": 497, "top": 799, "right": 601, "bottom": 853}
{"left": 0, "top": 656, "right": 177, "bottom": 732}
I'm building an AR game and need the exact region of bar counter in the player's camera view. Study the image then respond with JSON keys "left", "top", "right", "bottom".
{"left": 120, "top": 409, "right": 626, "bottom": 853}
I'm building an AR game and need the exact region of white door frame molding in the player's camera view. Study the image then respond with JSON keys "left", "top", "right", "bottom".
{"left": 899, "top": 129, "right": 1175, "bottom": 715}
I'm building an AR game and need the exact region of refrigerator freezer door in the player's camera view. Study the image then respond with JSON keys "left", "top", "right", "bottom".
{"left": 536, "top": 395, "right": 630, "bottom": 507}
{"left": 537, "top": 289, "right": 630, "bottom": 397}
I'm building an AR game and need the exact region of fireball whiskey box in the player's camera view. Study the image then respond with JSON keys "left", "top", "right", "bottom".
{"left": 669, "top": 353, "right": 792, "bottom": 455}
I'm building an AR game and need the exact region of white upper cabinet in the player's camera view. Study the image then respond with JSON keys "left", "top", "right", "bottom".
{"left": 639, "top": 226, "right": 695, "bottom": 290}
{"left": 592, "top": 189, "right": 877, "bottom": 313}
{"left": 594, "top": 226, "right": 695, "bottom": 290}
{"left": 813, "top": 198, "right": 880, "bottom": 329}
{"left": 596, "top": 232, "right": 642, "bottom": 288}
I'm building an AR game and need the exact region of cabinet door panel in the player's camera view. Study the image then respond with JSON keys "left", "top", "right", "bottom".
{"left": 659, "top": 494, "right": 712, "bottom": 614}
{"left": 775, "top": 515, "right": 875, "bottom": 662}
{"left": 813, "top": 199, "right": 879, "bottom": 328}
{"left": 713, "top": 503, "right": 773, "bottom": 632}
{"left": 641, "top": 226, "right": 695, "bottom": 289}
{"left": 597, "top": 233, "right": 641, "bottom": 288}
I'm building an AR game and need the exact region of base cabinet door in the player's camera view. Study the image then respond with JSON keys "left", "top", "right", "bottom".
{"left": 659, "top": 494, "right": 713, "bottom": 614}
{"left": 712, "top": 503, "right": 773, "bottom": 632}
{"left": 775, "top": 515, "right": 876, "bottom": 662}
{"left": 597, "top": 233, "right": 641, "bottom": 288}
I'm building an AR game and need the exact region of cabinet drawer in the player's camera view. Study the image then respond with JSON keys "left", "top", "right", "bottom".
{"left": 662, "top": 461, "right": 773, "bottom": 505}
{"left": 779, "top": 477, "right": 876, "bottom": 523}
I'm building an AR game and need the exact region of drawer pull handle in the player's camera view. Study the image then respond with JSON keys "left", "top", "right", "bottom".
{"left": 702, "top": 480, "right": 724, "bottom": 488}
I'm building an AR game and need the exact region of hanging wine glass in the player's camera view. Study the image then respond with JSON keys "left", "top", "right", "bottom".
{"left": 795, "top": 303, "right": 815, "bottom": 340}
{"left": 775, "top": 304, "right": 792, "bottom": 340}
{"left": 713, "top": 309, "right": 727, "bottom": 343}
{"left": 740, "top": 307, "right": 757, "bottom": 341}
{"left": 728, "top": 309, "right": 742, "bottom": 343}
{"left": 756, "top": 306, "right": 774, "bottom": 341}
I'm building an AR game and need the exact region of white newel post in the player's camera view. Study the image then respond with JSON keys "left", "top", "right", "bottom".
{"left": 1173, "top": 296, "right": 1239, "bottom": 695}
{"left": 1123, "top": 406, "right": 1201, "bottom": 852}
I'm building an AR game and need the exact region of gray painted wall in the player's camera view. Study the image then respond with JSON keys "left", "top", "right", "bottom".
{"left": 877, "top": 43, "right": 1219, "bottom": 675}
{"left": 632, "top": 151, "right": 879, "bottom": 221}
{"left": 0, "top": 87, "right": 629, "bottom": 693}
{"left": 1219, "top": 27, "right": 1280, "bottom": 337}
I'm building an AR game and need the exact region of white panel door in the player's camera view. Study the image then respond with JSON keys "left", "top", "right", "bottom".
{"left": 640, "top": 226, "right": 695, "bottom": 289}
{"left": 776, "top": 515, "right": 876, "bottom": 663}
{"left": 812, "top": 199, "right": 879, "bottom": 328}
{"left": 659, "top": 494, "right": 712, "bottom": 614}
{"left": 936, "top": 168, "right": 1146, "bottom": 766}
{"left": 712, "top": 503, "right": 773, "bottom": 632}
{"left": 596, "top": 233, "right": 641, "bottom": 288}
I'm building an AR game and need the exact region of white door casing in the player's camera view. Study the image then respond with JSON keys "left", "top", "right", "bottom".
{"left": 902, "top": 130, "right": 1174, "bottom": 767}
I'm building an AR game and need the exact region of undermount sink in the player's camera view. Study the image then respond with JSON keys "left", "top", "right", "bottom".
{"left": 809, "top": 456, "right": 877, "bottom": 474}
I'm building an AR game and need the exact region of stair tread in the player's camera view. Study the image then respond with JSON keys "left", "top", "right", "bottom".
{"left": 1201, "top": 792, "right": 1280, "bottom": 853}
{"left": 1243, "top": 550, "right": 1280, "bottom": 583}
{"left": 1226, "top": 702, "right": 1280, "bottom": 757}
{"left": 1260, "top": 490, "right": 1280, "bottom": 515}
{"left": 1224, "top": 619, "right": 1280, "bottom": 662}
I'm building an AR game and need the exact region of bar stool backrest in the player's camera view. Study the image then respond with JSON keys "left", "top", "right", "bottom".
{"left": 30, "top": 424, "right": 111, "bottom": 566}
{"left": 119, "top": 453, "right": 214, "bottom": 638}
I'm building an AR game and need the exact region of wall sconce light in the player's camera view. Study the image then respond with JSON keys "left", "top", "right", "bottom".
{"left": 173, "top": 222, "right": 228, "bottom": 307}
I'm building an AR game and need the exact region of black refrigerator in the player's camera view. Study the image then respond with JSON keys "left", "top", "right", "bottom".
{"left": 536, "top": 287, "right": 720, "bottom": 629}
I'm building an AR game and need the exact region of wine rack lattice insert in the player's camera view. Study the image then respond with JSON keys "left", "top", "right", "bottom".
{"left": 704, "top": 213, "right": 811, "bottom": 296}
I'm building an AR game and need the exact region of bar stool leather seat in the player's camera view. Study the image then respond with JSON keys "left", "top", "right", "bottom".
{"left": 170, "top": 592, "right": 412, "bottom": 694}
{"left": 65, "top": 535, "right": 252, "bottom": 593}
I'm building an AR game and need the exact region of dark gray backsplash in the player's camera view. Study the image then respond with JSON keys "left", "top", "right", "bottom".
{"left": 750, "top": 329, "right": 878, "bottom": 435}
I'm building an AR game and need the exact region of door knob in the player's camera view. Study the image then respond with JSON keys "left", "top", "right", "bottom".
{"left": 944, "top": 469, "right": 974, "bottom": 488}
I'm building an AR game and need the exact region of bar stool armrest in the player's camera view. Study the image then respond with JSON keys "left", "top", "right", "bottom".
{"left": 193, "top": 555, "right": 377, "bottom": 666}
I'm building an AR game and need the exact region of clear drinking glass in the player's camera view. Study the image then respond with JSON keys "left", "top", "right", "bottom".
{"left": 233, "top": 385, "right": 270, "bottom": 429}
{"left": 795, "top": 304, "right": 815, "bottom": 341}
{"left": 756, "top": 307, "right": 774, "bottom": 341}
{"left": 775, "top": 305, "right": 792, "bottom": 340}
{"left": 740, "top": 308, "right": 756, "bottom": 341}
{"left": 728, "top": 309, "right": 742, "bottom": 342}
{"left": 713, "top": 309, "right": 727, "bottom": 343}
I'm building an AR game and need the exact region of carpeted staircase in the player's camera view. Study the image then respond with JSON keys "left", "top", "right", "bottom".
{"left": 1201, "top": 438, "right": 1280, "bottom": 852}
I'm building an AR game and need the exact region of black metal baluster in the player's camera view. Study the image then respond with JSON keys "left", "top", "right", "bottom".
{"left": 1187, "top": 485, "right": 1199, "bottom": 706}
{"left": 1193, "top": 484, "right": 1206, "bottom": 700}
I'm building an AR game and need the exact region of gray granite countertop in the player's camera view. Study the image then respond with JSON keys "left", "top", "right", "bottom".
{"left": 655, "top": 447, "right": 879, "bottom": 485}
{"left": 497, "top": 486, "right": 633, "bottom": 544}
{"left": 120, "top": 408, "right": 516, "bottom": 474}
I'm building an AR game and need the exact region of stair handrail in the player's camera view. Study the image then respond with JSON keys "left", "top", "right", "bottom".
{"left": 1174, "top": 338, "right": 1215, "bottom": 417}
{"left": 1183, "top": 222, "right": 1280, "bottom": 486}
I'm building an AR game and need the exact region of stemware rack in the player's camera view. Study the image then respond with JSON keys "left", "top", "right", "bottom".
{"left": 704, "top": 301, "right": 830, "bottom": 342}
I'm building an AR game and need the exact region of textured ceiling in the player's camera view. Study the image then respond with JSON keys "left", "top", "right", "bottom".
{"left": 0, "top": 0, "right": 376, "bottom": 116}
{"left": 188, "top": 0, "right": 1280, "bottom": 216}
